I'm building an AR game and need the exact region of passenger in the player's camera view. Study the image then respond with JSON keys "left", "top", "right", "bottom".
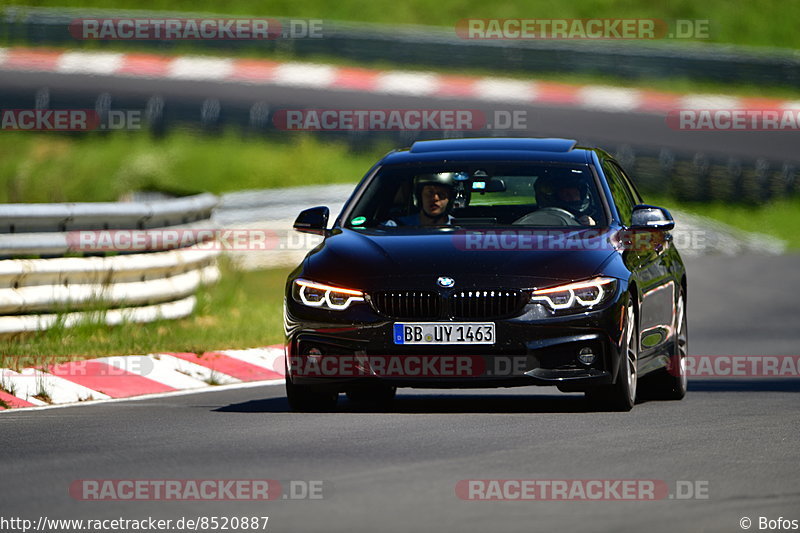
{"left": 534, "top": 175, "right": 598, "bottom": 225}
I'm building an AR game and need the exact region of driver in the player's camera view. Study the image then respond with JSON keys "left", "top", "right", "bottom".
{"left": 534, "top": 174, "right": 597, "bottom": 226}
{"left": 383, "top": 173, "right": 456, "bottom": 226}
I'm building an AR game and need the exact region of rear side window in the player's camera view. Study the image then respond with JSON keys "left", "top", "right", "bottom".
{"left": 602, "top": 161, "right": 635, "bottom": 225}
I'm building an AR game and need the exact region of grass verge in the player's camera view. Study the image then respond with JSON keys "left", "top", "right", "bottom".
{"left": 0, "top": 131, "right": 380, "bottom": 203}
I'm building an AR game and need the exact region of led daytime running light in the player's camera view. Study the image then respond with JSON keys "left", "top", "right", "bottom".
{"left": 295, "top": 279, "right": 364, "bottom": 310}
{"left": 531, "top": 277, "right": 616, "bottom": 310}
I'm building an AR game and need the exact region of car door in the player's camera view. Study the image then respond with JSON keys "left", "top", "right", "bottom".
{"left": 603, "top": 159, "right": 675, "bottom": 364}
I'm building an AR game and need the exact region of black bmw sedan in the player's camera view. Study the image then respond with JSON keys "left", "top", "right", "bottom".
{"left": 284, "top": 138, "right": 688, "bottom": 412}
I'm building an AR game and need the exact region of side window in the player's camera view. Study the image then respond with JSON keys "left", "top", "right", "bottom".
{"left": 613, "top": 162, "right": 644, "bottom": 205}
{"left": 602, "top": 161, "right": 635, "bottom": 226}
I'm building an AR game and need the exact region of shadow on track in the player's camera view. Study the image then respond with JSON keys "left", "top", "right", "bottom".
{"left": 215, "top": 397, "right": 291, "bottom": 413}
{"left": 215, "top": 392, "right": 609, "bottom": 414}
{"left": 360, "top": 393, "right": 593, "bottom": 414}
{"left": 687, "top": 379, "right": 800, "bottom": 392}
{"left": 213, "top": 380, "right": 799, "bottom": 414}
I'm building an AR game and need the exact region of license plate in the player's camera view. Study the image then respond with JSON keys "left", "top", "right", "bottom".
{"left": 393, "top": 323, "right": 495, "bottom": 345}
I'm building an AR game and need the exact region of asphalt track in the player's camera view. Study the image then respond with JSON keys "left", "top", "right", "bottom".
{"left": 1, "top": 70, "right": 799, "bottom": 163}
{"left": 1, "top": 254, "right": 798, "bottom": 533}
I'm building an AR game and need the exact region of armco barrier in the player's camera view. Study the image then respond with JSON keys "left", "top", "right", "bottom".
{"left": 0, "top": 192, "right": 217, "bottom": 234}
{"left": 0, "top": 219, "right": 216, "bottom": 257}
{"left": 0, "top": 193, "right": 220, "bottom": 334}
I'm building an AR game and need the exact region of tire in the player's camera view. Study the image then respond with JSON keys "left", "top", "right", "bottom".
{"left": 646, "top": 290, "right": 688, "bottom": 400}
{"left": 346, "top": 385, "right": 397, "bottom": 408}
{"left": 586, "top": 302, "right": 638, "bottom": 412}
{"left": 285, "top": 376, "right": 338, "bottom": 412}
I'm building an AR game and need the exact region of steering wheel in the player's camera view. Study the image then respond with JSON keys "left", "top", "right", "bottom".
{"left": 513, "top": 207, "right": 581, "bottom": 226}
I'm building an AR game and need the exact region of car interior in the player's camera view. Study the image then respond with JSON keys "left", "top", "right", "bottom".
{"left": 348, "top": 164, "right": 604, "bottom": 228}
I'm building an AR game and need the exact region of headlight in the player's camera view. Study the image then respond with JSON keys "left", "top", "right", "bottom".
{"left": 293, "top": 279, "right": 364, "bottom": 311}
{"left": 530, "top": 277, "right": 617, "bottom": 313}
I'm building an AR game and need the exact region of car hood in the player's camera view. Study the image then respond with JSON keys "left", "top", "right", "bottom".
{"left": 303, "top": 228, "right": 619, "bottom": 291}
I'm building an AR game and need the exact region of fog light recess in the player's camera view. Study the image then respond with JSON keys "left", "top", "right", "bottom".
{"left": 577, "top": 347, "right": 596, "bottom": 365}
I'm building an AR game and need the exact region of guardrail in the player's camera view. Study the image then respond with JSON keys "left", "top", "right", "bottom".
{"left": 0, "top": 193, "right": 220, "bottom": 334}
{"left": 3, "top": 6, "right": 799, "bottom": 87}
{"left": 612, "top": 145, "right": 797, "bottom": 204}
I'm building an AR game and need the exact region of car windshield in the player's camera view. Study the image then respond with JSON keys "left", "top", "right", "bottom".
{"left": 343, "top": 162, "right": 607, "bottom": 229}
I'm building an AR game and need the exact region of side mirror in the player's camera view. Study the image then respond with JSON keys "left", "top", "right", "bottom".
{"left": 293, "top": 206, "right": 330, "bottom": 236}
{"left": 630, "top": 204, "right": 675, "bottom": 231}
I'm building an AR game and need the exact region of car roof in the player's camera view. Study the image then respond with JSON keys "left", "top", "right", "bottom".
{"left": 379, "top": 138, "right": 596, "bottom": 165}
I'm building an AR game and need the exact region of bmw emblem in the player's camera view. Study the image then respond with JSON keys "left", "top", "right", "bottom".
{"left": 437, "top": 276, "right": 455, "bottom": 288}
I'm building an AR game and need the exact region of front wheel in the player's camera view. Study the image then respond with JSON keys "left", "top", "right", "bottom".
{"left": 285, "top": 376, "right": 338, "bottom": 412}
{"left": 586, "top": 302, "right": 638, "bottom": 412}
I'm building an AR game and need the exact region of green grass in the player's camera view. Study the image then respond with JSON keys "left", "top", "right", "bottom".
{"left": 6, "top": 0, "right": 800, "bottom": 49}
{"left": 0, "top": 261, "right": 292, "bottom": 360}
{"left": 647, "top": 195, "right": 800, "bottom": 250}
{"left": 0, "top": 130, "right": 382, "bottom": 203}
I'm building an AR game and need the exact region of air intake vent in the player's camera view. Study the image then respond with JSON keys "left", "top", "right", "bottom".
{"left": 450, "top": 290, "right": 527, "bottom": 319}
{"left": 370, "top": 291, "right": 441, "bottom": 319}
{"left": 370, "top": 289, "right": 528, "bottom": 319}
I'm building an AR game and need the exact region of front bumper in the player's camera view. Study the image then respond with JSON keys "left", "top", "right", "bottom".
{"left": 284, "top": 292, "right": 628, "bottom": 392}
